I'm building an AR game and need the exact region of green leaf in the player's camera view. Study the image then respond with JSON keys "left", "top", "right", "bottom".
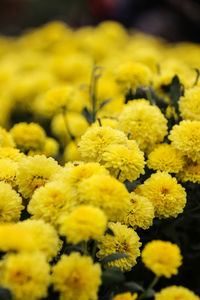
{"left": 102, "top": 253, "right": 129, "bottom": 265}
{"left": 169, "top": 75, "right": 182, "bottom": 112}
{"left": 82, "top": 107, "right": 93, "bottom": 124}
{"left": 124, "top": 281, "right": 144, "bottom": 292}
{"left": 99, "top": 98, "right": 112, "bottom": 110}
{"left": 105, "top": 228, "right": 115, "bottom": 236}
{"left": 101, "top": 267, "right": 125, "bottom": 286}
{"left": 193, "top": 68, "right": 200, "bottom": 86}
{"left": 145, "top": 289, "right": 155, "bottom": 298}
{"left": 0, "top": 287, "right": 12, "bottom": 300}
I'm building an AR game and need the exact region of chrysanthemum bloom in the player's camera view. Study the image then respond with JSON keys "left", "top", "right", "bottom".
{"left": 28, "top": 137, "right": 59, "bottom": 158}
{"left": 142, "top": 240, "right": 182, "bottom": 278}
{"left": 28, "top": 181, "right": 76, "bottom": 226}
{"left": 97, "top": 222, "right": 141, "bottom": 272}
{"left": 147, "top": 143, "right": 185, "bottom": 173}
{"left": 155, "top": 286, "right": 199, "bottom": 300}
{"left": 102, "top": 140, "right": 145, "bottom": 182}
{"left": 0, "top": 147, "right": 25, "bottom": 162}
{"left": 52, "top": 253, "right": 102, "bottom": 300}
{"left": 0, "top": 158, "right": 18, "bottom": 187}
{"left": 16, "top": 155, "right": 61, "bottom": 199}
{"left": 113, "top": 292, "right": 138, "bottom": 300}
{"left": 179, "top": 86, "right": 200, "bottom": 120}
{"left": 19, "top": 219, "right": 62, "bottom": 261}
{"left": 136, "top": 172, "right": 186, "bottom": 218}
{"left": 10, "top": 122, "right": 46, "bottom": 152}
{"left": 58, "top": 205, "right": 107, "bottom": 244}
{"left": 78, "top": 126, "right": 128, "bottom": 162}
{"left": 0, "top": 127, "right": 15, "bottom": 148}
{"left": 78, "top": 174, "right": 130, "bottom": 221}
{"left": 0, "top": 252, "right": 51, "bottom": 300}
{"left": 122, "top": 193, "right": 154, "bottom": 230}
{"left": 169, "top": 120, "right": 200, "bottom": 162}
{"left": 118, "top": 100, "right": 168, "bottom": 152}
{"left": 0, "top": 182, "right": 24, "bottom": 223}
{"left": 178, "top": 158, "right": 200, "bottom": 184}
{"left": 115, "top": 61, "right": 151, "bottom": 92}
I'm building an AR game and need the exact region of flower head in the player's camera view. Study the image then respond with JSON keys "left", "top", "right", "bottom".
{"left": 0, "top": 158, "right": 18, "bottom": 187}
{"left": 0, "top": 127, "right": 15, "bottom": 148}
{"left": 0, "top": 147, "right": 25, "bottom": 162}
{"left": 179, "top": 86, "right": 200, "bottom": 121}
{"left": 113, "top": 292, "right": 138, "bottom": 300}
{"left": 178, "top": 158, "right": 200, "bottom": 184}
{"left": 155, "top": 286, "right": 200, "bottom": 300}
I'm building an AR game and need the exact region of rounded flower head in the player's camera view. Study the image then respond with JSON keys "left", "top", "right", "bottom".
{"left": 122, "top": 193, "right": 154, "bottom": 230}
{"left": 179, "top": 86, "right": 200, "bottom": 120}
{"left": 78, "top": 174, "right": 130, "bottom": 221}
{"left": 118, "top": 100, "right": 168, "bottom": 152}
{"left": 78, "top": 126, "right": 128, "bottom": 162}
{"left": 155, "top": 286, "right": 200, "bottom": 300}
{"left": 102, "top": 140, "right": 145, "bottom": 182}
{"left": 97, "top": 222, "right": 141, "bottom": 272}
{"left": 28, "top": 180, "right": 75, "bottom": 226}
{"left": 0, "top": 158, "right": 18, "bottom": 187}
{"left": 0, "top": 252, "right": 51, "bottom": 300}
{"left": 178, "top": 158, "right": 200, "bottom": 184}
{"left": 142, "top": 240, "right": 182, "bottom": 278}
{"left": 169, "top": 120, "right": 200, "bottom": 162}
{"left": 10, "top": 122, "right": 46, "bottom": 151}
{"left": 147, "top": 143, "right": 185, "bottom": 173}
{"left": 58, "top": 205, "right": 107, "bottom": 244}
{"left": 136, "top": 172, "right": 186, "bottom": 218}
{"left": 0, "top": 182, "right": 23, "bottom": 223}
{"left": 16, "top": 155, "right": 61, "bottom": 199}
{"left": 0, "top": 147, "right": 25, "bottom": 162}
{"left": 64, "top": 140, "right": 82, "bottom": 162}
{"left": 52, "top": 253, "right": 102, "bottom": 300}
{"left": 0, "top": 127, "right": 15, "bottom": 148}
{"left": 113, "top": 292, "right": 138, "bottom": 300}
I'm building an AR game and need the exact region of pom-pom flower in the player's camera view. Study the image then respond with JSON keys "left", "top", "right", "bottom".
{"left": 0, "top": 147, "right": 25, "bottom": 162}
{"left": 142, "top": 240, "right": 182, "bottom": 278}
{"left": 179, "top": 86, "right": 200, "bottom": 121}
{"left": 52, "top": 252, "right": 102, "bottom": 300}
{"left": 0, "top": 158, "right": 18, "bottom": 187}
{"left": 178, "top": 158, "right": 200, "bottom": 184}
{"left": 97, "top": 222, "right": 141, "bottom": 272}
{"left": 155, "top": 286, "right": 200, "bottom": 300}
{"left": 113, "top": 292, "right": 138, "bottom": 300}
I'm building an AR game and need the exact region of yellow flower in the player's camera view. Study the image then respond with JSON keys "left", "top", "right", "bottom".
{"left": 113, "top": 292, "right": 138, "bottom": 300}
{"left": 142, "top": 240, "right": 182, "bottom": 278}
{"left": 10, "top": 122, "right": 46, "bottom": 151}
{"left": 58, "top": 205, "right": 107, "bottom": 244}
{"left": 136, "top": 172, "right": 186, "bottom": 218}
{"left": 179, "top": 86, "right": 200, "bottom": 120}
{"left": 0, "top": 158, "right": 18, "bottom": 187}
{"left": 78, "top": 126, "right": 128, "bottom": 162}
{"left": 97, "top": 222, "right": 141, "bottom": 272}
{"left": 0, "top": 147, "right": 25, "bottom": 162}
{"left": 28, "top": 137, "right": 59, "bottom": 158}
{"left": 52, "top": 253, "right": 102, "bottom": 300}
{"left": 147, "top": 143, "right": 185, "bottom": 173}
{"left": 64, "top": 140, "right": 82, "bottom": 162}
{"left": 0, "top": 126, "right": 15, "bottom": 148}
{"left": 78, "top": 174, "right": 130, "bottom": 221}
{"left": 0, "top": 182, "right": 24, "bottom": 223}
{"left": 102, "top": 140, "right": 145, "bottom": 182}
{"left": 169, "top": 120, "right": 200, "bottom": 162}
{"left": 122, "top": 193, "right": 154, "bottom": 230}
{"left": 0, "top": 252, "right": 51, "bottom": 300}
{"left": 178, "top": 158, "right": 200, "bottom": 184}
{"left": 16, "top": 155, "right": 61, "bottom": 199}
{"left": 118, "top": 100, "right": 168, "bottom": 152}
{"left": 155, "top": 286, "right": 200, "bottom": 300}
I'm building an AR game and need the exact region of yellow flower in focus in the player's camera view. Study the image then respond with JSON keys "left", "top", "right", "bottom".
{"left": 178, "top": 158, "right": 200, "bottom": 184}
{"left": 16, "top": 155, "right": 61, "bottom": 199}
{"left": 0, "top": 252, "right": 51, "bottom": 300}
{"left": 0, "top": 182, "right": 23, "bottom": 223}
{"left": 155, "top": 286, "right": 200, "bottom": 300}
{"left": 97, "top": 222, "right": 141, "bottom": 272}
{"left": 52, "top": 253, "right": 102, "bottom": 300}
{"left": 10, "top": 122, "right": 46, "bottom": 152}
{"left": 0, "top": 158, "right": 18, "bottom": 187}
{"left": 118, "top": 100, "right": 168, "bottom": 152}
{"left": 0, "top": 147, "right": 25, "bottom": 162}
{"left": 102, "top": 140, "right": 145, "bottom": 182}
{"left": 58, "top": 205, "right": 107, "bottom": 244}
{"left": 78, "top": 174, "right": 130, "bottom": 221}
{"left": 179, "top": 86, "right": 200, "bottom": 120}
{"left": 169, "top": 120, "right": 200, "bottom": 162}
{"left": 113, "top": 292, "right": 138, "bottom": 300}
{"left": 147, "top": 143, "right": 185, "bottom": 173}
{"left": 0, "top": 127, "right": 15, "bottom": 148}
{"left": 142, "top": 240, "right": 182, "bottom": 278}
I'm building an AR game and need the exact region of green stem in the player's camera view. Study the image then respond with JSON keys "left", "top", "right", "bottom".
{"left": 81, "top": 241, "right": 88, "bottom": 256}
{"left": 97, "top": 118, "right": 102, "bottom": 127}
{"left": 92, "top": 240, "right": 97, "bottom": 260}
{"left": 90, "top": 66, "right": 101, "bottom": 123}
{"left": 116, "top": 169, "right": 121, "bottom": 180}
{"left": 138, "top": 276, "right": 160, "bottom": 300}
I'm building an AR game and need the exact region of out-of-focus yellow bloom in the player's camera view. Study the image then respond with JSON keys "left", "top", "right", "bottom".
{"left": 113, "top": 292, "right": 138, "bottom": 300}
{"left": 155, "top": 286, "right": 200, "bottom": 300}
{"left": 0, "top": 126, "right": 15, "bottom": 148}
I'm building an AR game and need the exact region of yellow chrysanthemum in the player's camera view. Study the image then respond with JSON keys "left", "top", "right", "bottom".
{"left": 0, "top": 158, "right": 18, "bottom": 187}
{"left": 179, "top": 86, "right": 200, "bottom": 120}
{"left": 97, "top": 222, "right": 141, "bottom": 272}
{"left": 78, "top": 126, "right": 128, "bottom": 162}
{"left": 142, "top": 240, "right": 182, "bottom": 278}
{"left": 0, "top": 182, "right": 23, "bottom": 223}
{"left": 118, "top": 100, "right": 168, "bottom": 152}
{"left": 16, "top": 155, "right": 61, "bottom": 199}
{"left": 102, "top": 140, "right": 145, "bottom": 182}
{"left": 169, "top": 120, "right": 200, "bottom": 162}
{"left": 0, "top": 127, "right": 15, "bottom": 148}
{"left": 64, "top": 140, "right": 82, "bottom": 162}
{"left": 136, "top": 172, "right": 186, "bottom": 218}
{"left": 0, "top": 252, "right": 51, "bottom": 300}
{"left": 28, "top": 137, "right": 59, "bottom": 158}
{"left": 155, "top": 286, "right": 200, "bottom": 300}
{"left": 58, "top": 205, "right": 107, "bottom": 244}
{"left": 122, "top": 193, "right": 154, "bottom": 230}
{"left": 78, "top": 174, "right": 130, "bottom": 221}
{"left": 0, "top": 147, "right": 25, "bottom": 162}
{"left": 52, "top": 253, "right": 102, "bottom": 300}
{"left": 147, "top": 143, "right": 185, "bottom": 173}
{"left": 178, "top": 158, "right": 200, "bottom": 184}
{"left": 113, "top": 292, "right": 138, "bottom": 300}
{"left": 10, "top": 122, "right": 46, "bottom": 151}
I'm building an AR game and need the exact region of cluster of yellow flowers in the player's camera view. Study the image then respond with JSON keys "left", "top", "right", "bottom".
{"left": 0, "top": 20, "right": 200, "bottom": 300}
